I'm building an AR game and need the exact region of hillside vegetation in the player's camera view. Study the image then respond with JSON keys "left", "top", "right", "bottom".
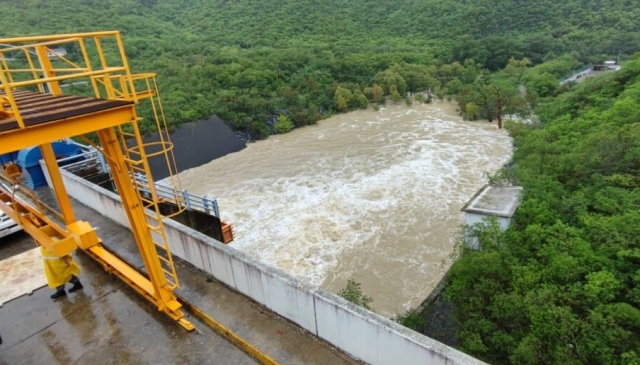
{"left": 447, "top": 59, "right": 640, "bottom": 364}
{"left": 1, "top": 0, "right": 639, "bottom": 137}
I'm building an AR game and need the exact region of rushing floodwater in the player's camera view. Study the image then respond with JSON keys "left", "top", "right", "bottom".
{"left": 179, "top": 102, "right": 512, "bottom": 316}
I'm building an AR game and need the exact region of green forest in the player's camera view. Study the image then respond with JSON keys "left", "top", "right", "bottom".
{"left": 3, "top": 1, "right": 640, "bottom": 364}
{"left": 447, "top": 59, "right": 640, "bottom": 364}
{"left": 2, "top": 0, "right": 639, "bottom": 138}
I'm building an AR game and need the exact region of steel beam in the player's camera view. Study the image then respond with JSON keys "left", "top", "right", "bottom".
{"left": 96, "top": 126, "right": 193, "bottom": 330}
{"left": 0, "top": 107, "right": 135, "bottom": 153}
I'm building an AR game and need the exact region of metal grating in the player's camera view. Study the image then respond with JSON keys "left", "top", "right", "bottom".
{"left": 0, "top": 91, "right": 133, "bottom": 133}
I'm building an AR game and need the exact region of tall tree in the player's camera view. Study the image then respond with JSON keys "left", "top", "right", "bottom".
{"left": 371, "top": 84, "right": 384, "bottom": 103}
{"left": 462, "top": 73, "right": 523, "bottom": 129}
{"left": 334, "top": 85, "right": 353, "bottom": 112}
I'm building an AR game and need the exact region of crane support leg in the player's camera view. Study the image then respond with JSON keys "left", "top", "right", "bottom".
{"left": 95, "top": 127, "right": 193, "bottom": 330}
{"left": 0, "top": 188, "right": 77, "bottom": 256}
{"left": 0, "top": 31, "right": 194, "bottom": 331}
{"left": 0, "top": 180, "right": 193, "bottom": 330}
{"left": 40, "top": 142, "right": 76, "bottom": 224}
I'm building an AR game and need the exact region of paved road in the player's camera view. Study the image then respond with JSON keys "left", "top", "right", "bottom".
{"left": 560, "top": 68, "right": 593, "bottom": 85}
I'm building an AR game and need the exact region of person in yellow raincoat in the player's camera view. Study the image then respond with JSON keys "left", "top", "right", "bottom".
{"left": 41, "top": 246, "right": 83, "bottom": 299}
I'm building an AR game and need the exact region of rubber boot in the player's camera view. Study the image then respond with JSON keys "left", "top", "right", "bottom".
{"left": 68, "top": 276, "right": 83, "bottom": 293}
{"left": 50, "top": 285, "right": 66, "bottom": 299}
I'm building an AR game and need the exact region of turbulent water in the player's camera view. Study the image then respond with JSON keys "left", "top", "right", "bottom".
{"left": 178, "top": 102, "right": 512, "bottom": 316}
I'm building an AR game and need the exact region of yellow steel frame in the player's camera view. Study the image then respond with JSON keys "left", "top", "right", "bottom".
{"left": 0, "top": 32, "right": 192, "bottom": 330}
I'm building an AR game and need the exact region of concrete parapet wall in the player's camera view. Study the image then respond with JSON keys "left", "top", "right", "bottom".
{"left": 48, "top": 166, "right": 486, "bottom": 365}
{"left": 162, "top": 218, "right": 318, "bottom": 334}
{"left": 313, "top": 290, "right": 480, "bottom": 365}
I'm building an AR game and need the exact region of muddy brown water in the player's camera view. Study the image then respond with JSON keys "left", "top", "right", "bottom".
{"left": 178, "top": 101, "right": 512, "bottom": 316}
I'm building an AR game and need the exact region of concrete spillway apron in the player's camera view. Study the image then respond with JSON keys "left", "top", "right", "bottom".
{"left": 178, "top": 295, "right": 279, "bottom": 365}
{"left": 94, "top": 243, "right": 279, "bottom": 365}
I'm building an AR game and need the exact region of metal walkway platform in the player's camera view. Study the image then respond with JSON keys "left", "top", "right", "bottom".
{"left": 0, "top": 91, "right": 132, "bottom": 133}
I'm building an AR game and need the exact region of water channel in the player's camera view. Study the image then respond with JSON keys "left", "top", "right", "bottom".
{"left": 179, "top": 101, "right": 513, "bottom": 316}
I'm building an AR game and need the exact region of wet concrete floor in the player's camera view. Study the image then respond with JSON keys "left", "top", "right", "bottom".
{"left": 0, "top": 190, "right": 359, "bottom": 365}
{"left": 0, "top": 231, "right": 255, "bottom": 365}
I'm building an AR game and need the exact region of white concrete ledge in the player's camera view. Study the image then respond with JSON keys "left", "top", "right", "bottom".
{"left": 163, "top": 217, "right": 318, "bottom": 334}
{"left": 314, "top": 290, "right": 482, "bottom": 365}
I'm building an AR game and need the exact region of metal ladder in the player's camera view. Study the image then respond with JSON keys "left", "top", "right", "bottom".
{"left": 115, "top": 123, "right": 181, "bottom": 289}
{"left": 94, "top": 72, "right": 187, "bottom": 288}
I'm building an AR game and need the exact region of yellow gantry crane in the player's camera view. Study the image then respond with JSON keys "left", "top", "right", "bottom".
{"left": 0, "top": 32, "right": 193, "bottom": 330}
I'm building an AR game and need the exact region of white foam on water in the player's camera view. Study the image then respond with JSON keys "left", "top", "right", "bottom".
{"left": 182, "top": 102, "right": 512, "bottom": 315}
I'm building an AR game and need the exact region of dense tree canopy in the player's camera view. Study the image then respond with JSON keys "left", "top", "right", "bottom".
{"left": 446, "top": 58, "right": 640, "bottom": 365}
{"left": 1, "top": 0, "right": 639, "bottom": 138}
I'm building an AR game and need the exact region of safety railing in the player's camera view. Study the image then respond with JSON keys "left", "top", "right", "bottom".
{"left": 0, "top": 31, "right": 136, "bottom": 129}
{"left": 558, "top": 64, "right": 593, "bottom": 85}
{"left": 54, "top": 148, "right": 220, "bottom": 218}
{"left": 135, "top": 173, "right": 220, "bottom": 218}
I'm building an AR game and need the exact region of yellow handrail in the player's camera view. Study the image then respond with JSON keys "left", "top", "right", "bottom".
{"left": 0, "top": 31, "right": 119, "bottom": 44}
